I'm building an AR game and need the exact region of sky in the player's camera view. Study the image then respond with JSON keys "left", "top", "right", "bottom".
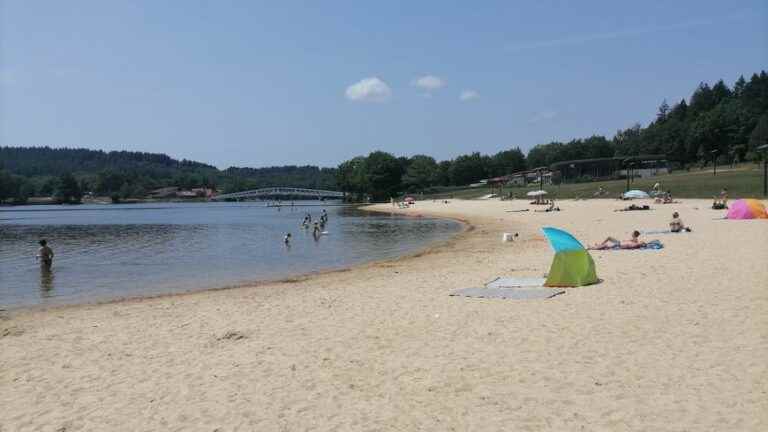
{"left": 1, "top": 0, "right": 766, "bottom": 169}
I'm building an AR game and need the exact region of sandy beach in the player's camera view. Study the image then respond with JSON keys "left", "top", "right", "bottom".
{"left": 1, "top": 198, "right": 767, "bottom": 431}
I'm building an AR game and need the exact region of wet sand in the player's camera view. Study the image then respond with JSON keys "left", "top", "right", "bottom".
{"left": 1, "top": 199, "right": 767, "bottom": 431}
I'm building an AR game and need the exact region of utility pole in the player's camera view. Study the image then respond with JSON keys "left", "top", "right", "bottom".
{"left": 623, "top": 158, "right": 631, "bottom": 192}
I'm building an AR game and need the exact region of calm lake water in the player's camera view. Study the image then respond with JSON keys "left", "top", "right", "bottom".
{"left": 0, "top": 202, "right": 461, "bottom": 308}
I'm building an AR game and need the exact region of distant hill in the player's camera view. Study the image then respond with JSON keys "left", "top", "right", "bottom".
{"left": 223, "top": 166, "right": 337, "bottom": 190}
{"left": 0, "top": 146, "right": 217, "bottom": 178}
{"left": 0, "top": 146, "right": 337, "bottom": 202}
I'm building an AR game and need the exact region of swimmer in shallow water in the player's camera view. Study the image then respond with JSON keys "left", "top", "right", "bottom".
{"left": 37, "top": 239, "right": 54, "bottom": 268}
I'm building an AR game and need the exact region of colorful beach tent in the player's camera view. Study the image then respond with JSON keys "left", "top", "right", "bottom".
{"left": 541, "top": 227, "right": 598, "bottom": 287}
{"left": 623, "top": 190, "right": 650, "bottom": 199}
{"left": 726, "top": 199, "right": 768, "bottom": 219}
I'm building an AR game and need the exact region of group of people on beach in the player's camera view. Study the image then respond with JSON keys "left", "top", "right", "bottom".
{"left": 589, "top": 211, "right": 691, "bottom": 250}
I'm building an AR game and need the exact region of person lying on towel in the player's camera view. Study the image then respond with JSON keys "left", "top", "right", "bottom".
{"left": 589, "top": 230, "right": 646, "bottom": 250}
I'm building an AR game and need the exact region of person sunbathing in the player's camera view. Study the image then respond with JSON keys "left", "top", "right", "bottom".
{"left": 535, "top": 201, "right": 561, "bottom": 212}
{"left": 615, "top": 204, "right": 650, "bottom": 211}
{"left": 712, "top": 188, "right": 729, "bottom": 209}
{"left": 589, "top": 230, "right": 646, "bottom": 250}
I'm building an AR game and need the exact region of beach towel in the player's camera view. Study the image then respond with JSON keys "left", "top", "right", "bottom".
{"left": 485, "top": 277, "right": 546, "bottom": 288}
{"left": 450, "top": 287, "right": 564, "bottom": 300}
{"left": 641, "top": 229, "right": 691, "bottom": 235}
{"left": 598, "top": 240, "right": 664, "bottom": 250}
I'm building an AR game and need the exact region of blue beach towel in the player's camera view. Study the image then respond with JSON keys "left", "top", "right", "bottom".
{"left": 645, "top": 240, "right": 664, "bottom": 249}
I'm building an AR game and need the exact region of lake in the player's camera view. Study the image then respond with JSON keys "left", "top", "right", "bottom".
{"left": 0, "top": 202, "right": 461, "bottom": 308}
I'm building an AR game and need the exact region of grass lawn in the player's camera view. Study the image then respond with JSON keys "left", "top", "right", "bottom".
{"left": 422, "top": 164, "right": 767, "bottom": 200}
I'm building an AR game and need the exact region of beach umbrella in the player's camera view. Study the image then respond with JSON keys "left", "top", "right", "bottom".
{"left": 726, "top": 199, "right": 768, "bottom": 219}
{"left": 526, "top": 190, "right": 548, "bottom": 197}
{"left": 541, "top": 227, "right": 598, "bottom": 287}
{"left": 622, "top": 190, "right": 650, "bottom": 199}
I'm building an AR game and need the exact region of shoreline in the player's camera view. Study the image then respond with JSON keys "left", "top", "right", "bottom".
{"left": 2, "top": 198, "right": 766, "bottom": 431}
{"left": 1, "top": 206, "right": 474, "bottom": 316}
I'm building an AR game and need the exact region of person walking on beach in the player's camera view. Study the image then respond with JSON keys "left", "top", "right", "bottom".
{"left": 37, "top": 239, "right": 54, "bottom": 268}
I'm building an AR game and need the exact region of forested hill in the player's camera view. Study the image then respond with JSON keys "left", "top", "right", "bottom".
{"left": 526, "top": 71, "right": 768, "bottom": 167}
{"left": 223, "top": 166, "right": 337, "bottom": 190}
{"left": 0, "top": 146, "right": 338, "bottom": 203}
{"left": 0, "top": 147, "right": 217, "bottom": 178}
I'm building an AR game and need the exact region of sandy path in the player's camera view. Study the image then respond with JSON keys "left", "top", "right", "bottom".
{"left": 1, "top": 199, "right": 767, "bottom": 431}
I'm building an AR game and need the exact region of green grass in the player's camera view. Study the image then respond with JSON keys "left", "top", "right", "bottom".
{"left": 422, "top": 165, "right": 767, "bottom": 200}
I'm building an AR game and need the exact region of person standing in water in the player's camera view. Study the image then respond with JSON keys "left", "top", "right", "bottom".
{"left": 37, "top": 239, "right": 54, "bottom": 268}
{"left": 313, "top": 222, "right": 321, "bottom": 237}
{"left": 284, "top": 232, "right": 292, "bottom": 245}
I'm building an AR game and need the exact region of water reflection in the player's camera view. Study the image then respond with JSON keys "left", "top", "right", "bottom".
{"left": 39, "top": 266, "right": 55, "bottom": 297}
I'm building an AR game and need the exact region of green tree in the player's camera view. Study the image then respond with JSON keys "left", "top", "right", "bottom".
{"left": 489, "top": 148, "right": 526, "bottom": 176}
{"left": 449, "top": 152, "right": 487, "bottom": 186}
{"left": 748, "top": 113, "right": 768, "bottom": 151}
{"left": 364, "top": 151, "right": 403, "bottom": 200}
{"left": 402, "top": 155, "right": 438, "bottom": 190}
{"left": 54, "top": 173, "right": 83, "bottom": 204}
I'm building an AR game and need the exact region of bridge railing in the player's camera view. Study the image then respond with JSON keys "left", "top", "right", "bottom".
{"left": 211, "top": 187, "right": 345, "bottom": 201}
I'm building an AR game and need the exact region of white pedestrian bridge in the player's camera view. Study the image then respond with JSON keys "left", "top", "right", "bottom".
{"left": 210, "top": 187, "right": 345, "bottom": 201}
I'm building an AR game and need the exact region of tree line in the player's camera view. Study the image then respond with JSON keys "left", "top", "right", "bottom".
{"left": 338, "top": 71, "right": 768, "bottom": 200}
{"left": 0, "top": 147, "right": 338, "bottom": 204}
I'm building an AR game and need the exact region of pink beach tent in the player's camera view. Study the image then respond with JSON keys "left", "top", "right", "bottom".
{"left": 726, "top": 199, "right": 768, "bottom": 220}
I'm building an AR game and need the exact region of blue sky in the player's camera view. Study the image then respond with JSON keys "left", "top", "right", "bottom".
{"left": 1, "top": 1, "right": 766, "bottom": 168}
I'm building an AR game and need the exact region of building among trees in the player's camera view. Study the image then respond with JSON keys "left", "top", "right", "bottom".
{"left": 549, "top": 155, "right": 668, "bottom": 183}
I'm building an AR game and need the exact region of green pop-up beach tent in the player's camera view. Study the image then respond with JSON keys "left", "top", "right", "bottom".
{"left": 541, "top": 227, "right": 598, "bottom": 287}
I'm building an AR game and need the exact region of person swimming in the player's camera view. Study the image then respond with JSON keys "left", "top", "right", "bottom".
{"left": 284, "top": 232, "right": 292, "bottom": 244}
{"left": 589, "top": 230, "right": 646, "bottom": 250}
{"left": 37, "top": 239, "right": 54, "bottom": 268}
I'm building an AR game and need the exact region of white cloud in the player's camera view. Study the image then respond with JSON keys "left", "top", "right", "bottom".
{"left": 412, "top": 75, "right": 445, "bottom": 91}
{"left": 345, "top": 77, "right": 392, "bottom": 102}
{"left": 459, "top": 90, "right": 479, "bottom": 101}
{"left": 529, "top": 110, "right": 558, "bottom": 123}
